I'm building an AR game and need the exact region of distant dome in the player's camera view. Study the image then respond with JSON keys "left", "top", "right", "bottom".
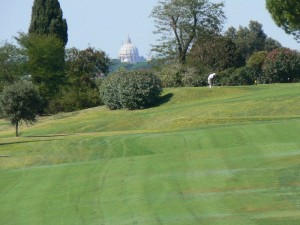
{"left": 118, "top": 36, "right": 141, "bottom": 63}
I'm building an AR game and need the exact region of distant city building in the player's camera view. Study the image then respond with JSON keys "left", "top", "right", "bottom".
{"left": 118, "top": 36, "right": 145, "bottom": 63}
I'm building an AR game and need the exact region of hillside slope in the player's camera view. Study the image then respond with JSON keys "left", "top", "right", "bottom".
{"left": 0, "top": 84, "right": 300, "bottom": 225}
{"left": 2, "top": 83, "right": 299, "bottom": 136}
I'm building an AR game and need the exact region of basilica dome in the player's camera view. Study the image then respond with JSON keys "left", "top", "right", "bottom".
{"left": 118, "top": 36, "right": 141, "bottom": 63}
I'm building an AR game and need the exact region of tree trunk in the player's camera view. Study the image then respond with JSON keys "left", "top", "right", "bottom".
{"left": 180, "top": 53, "right": 186, "bottom": 65}
{"left": 16, "top": 121, "right": 19, "bottom": 137}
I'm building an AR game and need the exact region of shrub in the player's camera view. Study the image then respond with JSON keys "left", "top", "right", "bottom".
{"left": 246, "top": 51, "right": 268, "bottom": 83}
{"left": 101, "top": 70, "right": 162, "bottom": 110}
{"left": 48, "top": 88, "right": 102, "bottom": 113}
{"left": 156, "top": 63, "right": 183, "bottom": 87}
{"left": 218, "top": 67, "right": 255, "bottom": 86}
{"left": 181, "top": 66, "right": 206, "bottom": 87}
{"left": 100, "top": 72, "right": 123, "bottom": 110}
{"left": 156, "top": 63, "right": 208, "bottom": 87}
{"left": 262, "top": 48, "right": 300, "bottom": 83}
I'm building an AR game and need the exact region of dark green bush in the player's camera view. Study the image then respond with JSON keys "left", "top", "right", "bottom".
{"left": 48, "top": 88, "right": 102, "bottom": 113}
{"left": 101, "top": 70, "right": 162, "bottom": 110}
{"left": 100, "top": 73, "right": 123, "bottom": 110}
{"left": 119, "top": 71, "right": 163, "bottom": 109}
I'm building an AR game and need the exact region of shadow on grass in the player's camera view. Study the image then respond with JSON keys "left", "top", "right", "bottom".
{"left": 25, "top": 134, "right": 72, "bottom": 138}
{"left": 0, "top": 139, "right": 62, "bottom": 146}
{"left": 154, "top": 93, "right": 174, "bottom": 107}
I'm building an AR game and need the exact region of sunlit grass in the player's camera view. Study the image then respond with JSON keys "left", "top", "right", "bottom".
{"left": 0, "top": 84, "right": 300, "bottom": 224}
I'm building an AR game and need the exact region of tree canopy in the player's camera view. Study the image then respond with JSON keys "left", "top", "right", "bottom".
{"left": 266, "top": 0, "right": 300, "bottom": 41}
{"left": 17, "top": 33, "right": 65, "bottom": 100}
{"left": 62, "top": 47, "right": 110, "bottom": 111}
{"left": 29, "top": 0, "right": 68, "bottom": 45}
{"left": 151, "top": 0, "right": 225, "bottom": 64}
{"left": 0, "top": 42, "right": 27, "bottom": 90}
{"left": 224, "top": 21, "right": 281, "bottom": 64}
{"left": 66, "top": 47, "right": 110, "bottom": 90}
{"left": 262, "top": 48, "right": 300, "bottom": 83}
{"left": 189, "top": 34, "right": 240, "bottom": 71}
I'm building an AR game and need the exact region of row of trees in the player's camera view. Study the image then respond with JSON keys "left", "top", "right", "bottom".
{"left": 0, "top": 36, "right": 110, "bottom": 112}
{"left": 153, "top": 19, "right": 300, "bottom": 87}
{"left": 2, "top": 0, "right": 299, "bottom": 97}
{"left": 2, "top": 0, "right": 300, "bottom": 98}
{"left": 151, "top": 0, "right": 300, "bottom": 65}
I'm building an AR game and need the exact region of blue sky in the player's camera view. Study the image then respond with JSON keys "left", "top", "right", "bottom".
{"left": 0, "top": 0, "right": 299, "bottom": 59}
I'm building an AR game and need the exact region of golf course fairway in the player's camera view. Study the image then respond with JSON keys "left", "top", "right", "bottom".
{"left": 1, "top": 84, "right": 300, "bottom": 225}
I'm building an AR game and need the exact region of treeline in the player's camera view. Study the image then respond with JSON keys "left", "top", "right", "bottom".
{"left": 150, "top": 0, "right": 300, "bottom": 88}
{"left": 1, "top": 20, "right": 300, "bottom": 115}
{"left": 109, "top": 59, "right": 151, "bottom": 73}
{"left": 0, "top": 37, "right": 110, "bottom": 113}
{"left": 154, "top": 20, "right": 300, "bottom": 87}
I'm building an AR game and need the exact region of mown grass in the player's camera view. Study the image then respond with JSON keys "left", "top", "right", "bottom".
{"left": 1, "top": 83, "right": 298, "bottom": 137}
{"left": 0, "top": 84, "right": 300, "bottom": 224}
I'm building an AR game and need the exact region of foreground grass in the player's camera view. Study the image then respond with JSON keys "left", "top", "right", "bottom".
{"left": 0, "top": 84, "right": 300, "bottom": 224}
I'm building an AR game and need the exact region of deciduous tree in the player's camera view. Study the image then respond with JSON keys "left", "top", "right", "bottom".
{"left": 262, "top": 48, "right": 300, "bottom": 83}
{"left": 50, "top": 47, "right": 111, "bottom": 112}
{"left": 225, "top": 21, "right": 267, "bottom": 61}
{"left": 189, "top": 34, "right": 241, "bottom": 71}
{"left": 151, "top": 0, "right": 225, "bottom": 64}
{"left": 17, "top": 33, "right": 65, "bottom": 100}
{"left": 0, "top": 42, "right": 27, "bottom": 90}
{"left": 0, "top": 81, "right": 42, "bottom": 136}
{"left": 224, "top": 20, "right": 281, "bottom": 64}
{"left": 66, "top": 47, "right": 110, "bottom": 91}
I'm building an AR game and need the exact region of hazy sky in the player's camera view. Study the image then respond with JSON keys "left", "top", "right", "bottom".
{"left": 0, "top": 0, "right": 299, "bottom": 59}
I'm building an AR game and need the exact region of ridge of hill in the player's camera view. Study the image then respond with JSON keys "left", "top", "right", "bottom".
{"left": 1, "top": 83, "right": 299, "bottom": 137}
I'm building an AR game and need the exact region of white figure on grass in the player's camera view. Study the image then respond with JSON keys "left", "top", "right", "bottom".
{"left": 208, "top": 73, "right": 216, "bottom": 88}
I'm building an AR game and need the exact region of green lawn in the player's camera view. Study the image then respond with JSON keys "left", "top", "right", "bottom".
{"left": 1, "top": 84, "right": 300, "bottom": 224}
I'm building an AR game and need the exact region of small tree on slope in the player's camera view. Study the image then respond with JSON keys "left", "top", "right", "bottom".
{"left": 0, "top": 81, "right": 43, "bottom": 136}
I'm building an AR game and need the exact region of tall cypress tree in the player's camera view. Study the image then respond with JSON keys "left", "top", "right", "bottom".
{"left": 29, "top": 0, "right": 68, "bottom": 46}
